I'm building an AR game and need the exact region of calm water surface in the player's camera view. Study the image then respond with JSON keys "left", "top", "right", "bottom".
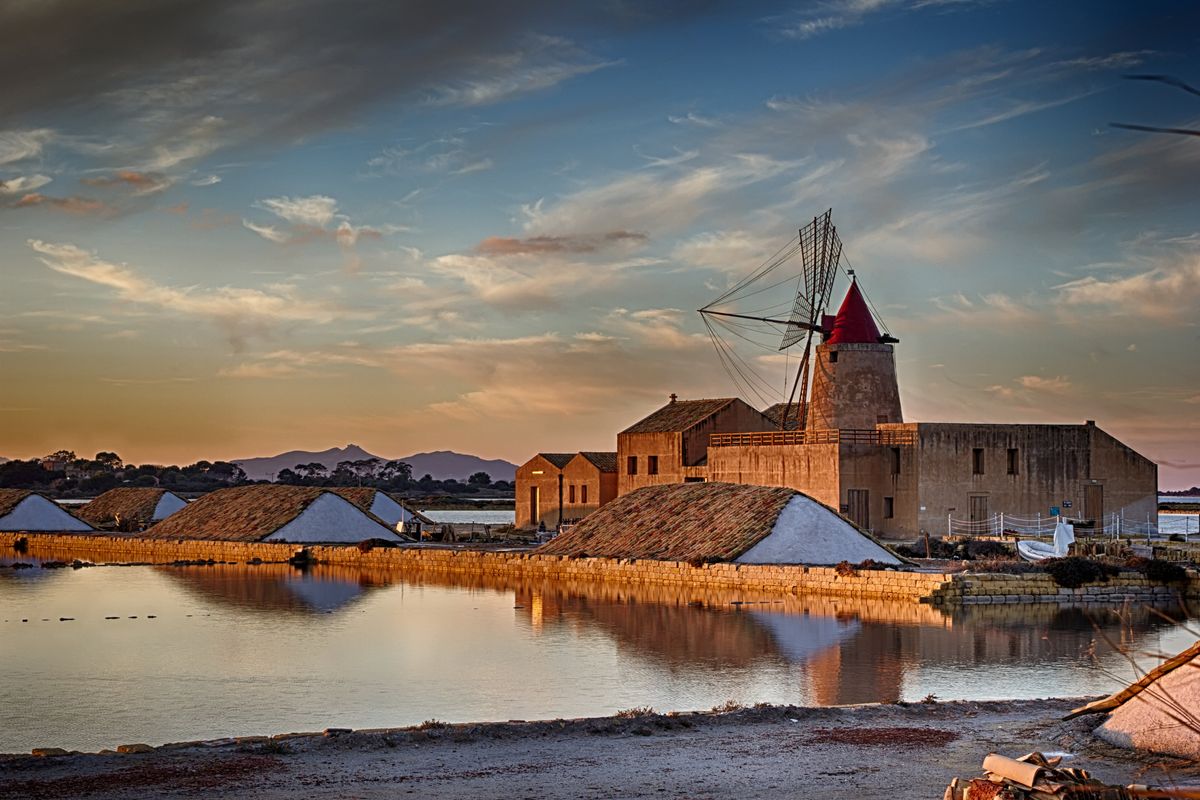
{"left": 0, "top": 556, "right": 1195, "bottom": 753}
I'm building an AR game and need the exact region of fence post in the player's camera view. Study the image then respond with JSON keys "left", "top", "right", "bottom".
{"left": 998, "top": 512, "right": 1004, "bottom": 539}
{"left": 947, "top": 513, "right": 951, "bottom": 537}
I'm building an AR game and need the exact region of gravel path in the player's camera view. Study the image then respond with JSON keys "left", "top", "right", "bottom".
{"left": 2, "top": 699, "right": 1196, "bottom": 799}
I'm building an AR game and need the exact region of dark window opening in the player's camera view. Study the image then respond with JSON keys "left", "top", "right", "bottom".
{"left": 884, "top": 496, "right": 894, "bottom": 519}
{"left": 581, "top": 484, "right": 588, "bottom": 504}
{"left": 684, "top": 477, "right": 705, "bottom": 483}
{"left": 568, "top": 484, "right": 576, "bottom": 504}
{"left": 972, "top": 448, "right": 985, "bottom": 475}
{"left": 1007, "top": 448, "right": 1019, "bottom": 475}
{"left": 648, "top": 455, "right": 659, "bottom": 475}
{"left": 627, "top": 456, "right": 638, "bottom": 475}
{"left": 830, "top": 351, "right": 838, "bottom": 363}
{"left": 890, "top": 447, "right": 901, "bottom": 475}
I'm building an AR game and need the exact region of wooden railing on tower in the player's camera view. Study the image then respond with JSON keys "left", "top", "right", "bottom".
{"left": 709, "top": 428, "right": 916, "bottom": 447}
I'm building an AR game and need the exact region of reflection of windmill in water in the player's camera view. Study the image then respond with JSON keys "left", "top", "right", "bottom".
{"left": 699, "top": 210, "right": 897, "bottom": 431}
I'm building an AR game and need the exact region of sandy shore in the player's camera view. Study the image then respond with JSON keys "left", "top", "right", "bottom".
{"left": 3, "top": 699, "right": 1197, "bottom": 799}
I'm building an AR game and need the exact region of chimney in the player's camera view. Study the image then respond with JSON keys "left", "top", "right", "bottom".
{"left": 669, "top": 393, "right": 677, "bottom": 404}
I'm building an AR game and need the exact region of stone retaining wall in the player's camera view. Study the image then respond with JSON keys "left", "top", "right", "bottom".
{"left": 2, "top": 533, "right": 1196, "bottom": 604}
{"left": 0, "top": 532, "right": 951, "bottom": 601}
{"left": 927, "top": 571, "right": 1199, "bottom": 605}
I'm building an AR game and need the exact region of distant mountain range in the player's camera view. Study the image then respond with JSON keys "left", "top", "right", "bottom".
{"left": 232, "top": 444, "right": 516, "bottom": 482}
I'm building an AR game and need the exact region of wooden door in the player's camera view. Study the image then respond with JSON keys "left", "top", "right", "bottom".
{"left": 847, "top": 489, "right": 870, "bottom": 529}
{"left": 969, "top": 495, "right": 988, "bottom": 523}
{"left": 1084, "top": 484, "right": 1103, "bottom": 523}
{"left": 529, "top": 486, "right": 540, "bottom": 526}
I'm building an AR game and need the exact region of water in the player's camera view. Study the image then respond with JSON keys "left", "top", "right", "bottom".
{"left": 1160, "top": 496, "right": 1200, "bottom": 504}
{"left": 422, "top": 509, "right": 515, "bottom": 525}
{"left": 0, "top": 557, "right": 1194, "bottom": 754}
{"left": 1159, "top": 513, "right": 1199, "bottom": 537}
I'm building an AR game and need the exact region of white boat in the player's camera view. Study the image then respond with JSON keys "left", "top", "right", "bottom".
{"left": 1017, "top": 521, "right": 1075, "bottom": 562}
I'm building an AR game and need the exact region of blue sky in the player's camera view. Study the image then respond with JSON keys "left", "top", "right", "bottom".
{"left": 1, "top": 0, "right": 1198, "bottom": 486}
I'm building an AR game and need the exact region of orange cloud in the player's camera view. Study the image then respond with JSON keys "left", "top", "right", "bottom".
{"left": 476, "top": 231, "right": 647, "bottom": 255}
{"left": 81, "top": 170, "right": 171, "bottom": 194}
{"left": 13, "top": 193, "right": 115, "bottom": 216}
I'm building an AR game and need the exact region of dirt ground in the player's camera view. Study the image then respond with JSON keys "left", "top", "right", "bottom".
{"left": 2, "top": 699, "right": 1196, "bottom": 799}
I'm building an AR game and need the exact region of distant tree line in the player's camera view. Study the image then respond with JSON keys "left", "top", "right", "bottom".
{"left": 0, "top": 451, "right": 246, "bottom": 494}
{"left": 273, "top": 458, "right": 511, "bottom": 495}
{"left": 0, "top": 450, "right": 511, "bottom": 498}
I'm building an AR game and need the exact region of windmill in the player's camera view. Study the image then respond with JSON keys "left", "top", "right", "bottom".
{"left": 698, "top": 210, "right": 861, "bottom": 431}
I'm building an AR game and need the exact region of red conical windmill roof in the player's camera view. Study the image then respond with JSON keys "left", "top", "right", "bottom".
{"left": 825, "top": 279, "right": 882, "bottom": 344}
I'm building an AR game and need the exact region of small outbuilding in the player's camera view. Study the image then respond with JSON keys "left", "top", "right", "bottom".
{"left": 143, "top": 485, "right": 411, "bottom": 543}
{"left": 1067, "top": 639, "right": 1200, "bottom": 760}
{"left": 536, "top": 481, "right": 901, "bottom": 565}
{"left": 79, "top": 488, "right": 188, "bottom": 531}
{"left": 515, "top": 453, "right": 577, "bottom": 529}
{"left": 332, "top": 488, "right": 433, "bottom": 531}
{"left": 0, "top": 489, "right": 94, "bottom": 532}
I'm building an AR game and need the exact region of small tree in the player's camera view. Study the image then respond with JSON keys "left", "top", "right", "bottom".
{"left": 468, "top": 471, "right": 491, "bottom": 486}
{"left": 94, "top": 451, "right": 123, "bottom": 470}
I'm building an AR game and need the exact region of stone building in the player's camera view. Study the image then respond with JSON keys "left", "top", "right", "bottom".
{"left": 516, "top": 277, "right": 1157, "bottom": 537}
{"left": 563, "top": 452, "right": 618, "bottom": 522}
{"left": 514, "top": 453, "right": 575, "bottom": 529}
{"left": 616, "top": 396, "right": 774, "bottom": 495}
{"left": 515, "top": 451, "right": 618, "bottom": 529}
{"left": 706, "top": 279, "right": 1157, "bottom": 537}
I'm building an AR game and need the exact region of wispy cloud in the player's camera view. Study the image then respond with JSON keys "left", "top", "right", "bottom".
{"left": 0, "top": 129, "right": 55, "bottom": 164}
{"left": 428, "top": 35, "right": 618, "bottom": 107}
{"left": 0, "top": 174, "right": 52, "bottom": 194}
{"left": 256, "top": 195, "right": 339, "bottom": 228}
{"left": 28, "top": 240, "right": 370, "bottom": 348}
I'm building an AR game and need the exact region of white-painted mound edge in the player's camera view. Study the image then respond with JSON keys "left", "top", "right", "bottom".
{"left": 1097, "top": 658, "right": 1200, "bottom": 760}
{"left": 735, "top": 495, "right": 901, "bottom": 566}
{"left": 152, "top": 492, "right": 189, "bottom": 521}
{"left": 264, "top": 492, "right": 404, "bottom": 543}
{"left": 366, "top": 492, "right": 418, "bottom": 528}
{"left": 0, "top": 495, "right": 94, "bottom": 532}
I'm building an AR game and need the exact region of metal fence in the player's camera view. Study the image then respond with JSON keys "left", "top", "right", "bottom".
{"left": 947, "top": 510, "right": 1193, "bottom": 542}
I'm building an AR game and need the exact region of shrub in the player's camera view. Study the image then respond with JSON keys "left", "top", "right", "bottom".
{"left": 615, "top": 706, "right": 655, "bottom": 719}
{"left": 967, "top": 540, "right": 1015, "bottom": 560}
{"left": 1044, "top": 557, "right": 1115, "bottom": 589}
{"left": 834, "top": 560, "right": 857, "bottom": 577}
{"left": 1144, "top": 558, "right": 1188, "bottom": 584}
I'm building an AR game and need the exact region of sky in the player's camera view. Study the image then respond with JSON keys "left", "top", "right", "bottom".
{"left": 1, "top": 0, "right": 1198, "bottom": 487}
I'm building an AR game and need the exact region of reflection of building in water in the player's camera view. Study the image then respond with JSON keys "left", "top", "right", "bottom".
{"left": 158, "top": 563, "right": 385, "bottom": 614}
{"left": 506, "top": 578, "right": 1189, "bottom": 705}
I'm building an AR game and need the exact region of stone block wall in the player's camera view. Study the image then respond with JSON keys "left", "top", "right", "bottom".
{"left": 927, "top": 571, "right": 1199, "bottom": 605}
{"left": 3, "top": 532, "right": 1196, "bottom": 605}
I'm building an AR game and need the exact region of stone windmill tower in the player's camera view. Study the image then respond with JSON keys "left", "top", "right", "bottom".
{"left": 699, "top": 210, "right": 901, "bottom": 434}
{"left": 805, "top": 278, "right": 902, "bottom": 431}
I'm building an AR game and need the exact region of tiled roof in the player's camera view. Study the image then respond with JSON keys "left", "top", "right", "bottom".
{"left": 621, "top": 398, "right": 736, "bottom": 434}
{"left": 538, "top": 453, "right": 577, "bottom": 469}
{"left": 78, "top": 488, "right": 171, "bottom": 526}
{"left": 577, "top": 452, "right": 618, "bottom": 472}
{"left": 762, "top": 403, "right": 805, "bottom": 431}
{"left": 144, "top": 485, "right": 393, "bottom": 541}
{"left": 536, "top": 481, "right": 796, "bottom": 562}
{"left": 0, "top": 489, "right": 32, "bottom": 518}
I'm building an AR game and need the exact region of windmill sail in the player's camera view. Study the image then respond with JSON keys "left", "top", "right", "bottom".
{"left": 781, "top": 212, "right": 841, "bottom": 350}
{"left": 698, "top": 210, "right": 846, "bottom": 430}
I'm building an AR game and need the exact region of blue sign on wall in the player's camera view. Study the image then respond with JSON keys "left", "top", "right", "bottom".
{"left": 1050, "top": 506, "right": 1061, "bottom": 516}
